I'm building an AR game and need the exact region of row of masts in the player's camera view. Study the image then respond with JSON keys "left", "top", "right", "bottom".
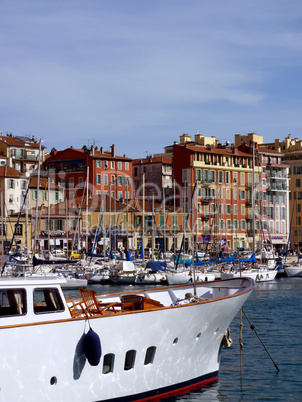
{"left": 2, "top": 140, "right": 278, "bottom": 266}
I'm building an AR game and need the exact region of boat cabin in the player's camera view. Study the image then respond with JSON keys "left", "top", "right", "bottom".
{"left": 0, "top": 277, "right": 71, "bottom": 325}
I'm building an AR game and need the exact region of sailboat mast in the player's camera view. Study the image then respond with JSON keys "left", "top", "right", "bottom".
{"left": 86, "top": 166, "right": 89, "bottom": 254}
{"left": 173, "top": 179, "right": 176, "bottom": 253}
{"left": 142, "top": 173, "right": 145, "bottom": 257}
{"left": 297, "top": 190, "right": 300, "bottom": 260}
{"left": 1, "top": 193, "right": 3, "bottom": 254}
{"left": 163, "top": 186, "right": 166, "bottom": 258}
{"left": 152, "top": 194, "right": 155, "bottom": 260}
{"left": 126, "top": 182, "right": 128, "bottom": 251}
{"left": 252, "top": 141, "right": 256, "bottom": 254}
{"left": 47, "top": 176, "right": 50, "bottom": 255}
{"left": 33, "top": 139, "right": 42, "bottom": 258}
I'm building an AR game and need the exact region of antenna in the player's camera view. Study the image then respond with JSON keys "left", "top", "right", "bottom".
{"left": 80, "top": 138, "right": 100, "bottom": 147}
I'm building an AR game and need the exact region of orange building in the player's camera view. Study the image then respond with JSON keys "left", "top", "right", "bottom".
{"left": 43, "top": 144, "right": 133, "bottom": 202}
{"left": 171, "top": 134, "right": 261, "bottom": 252}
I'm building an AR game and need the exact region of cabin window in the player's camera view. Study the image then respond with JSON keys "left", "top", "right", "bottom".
{"left": 144, "top": 346, "right": 156, "bottom": 365}
{"left": 0, "top": 288, "right": 27, "bottom": 316}
{"left": 103, "top": 353, "right": 115, "bottom": 374}
{"left": 33, "top": 288, "right": 65, "bottom": 314}
{"left": 124, "top": 350, "right": 136, "bottom": 370}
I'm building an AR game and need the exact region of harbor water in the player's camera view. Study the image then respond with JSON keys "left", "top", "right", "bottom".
{"left": 64, "top": 277, "right": 302, "bottom": 401}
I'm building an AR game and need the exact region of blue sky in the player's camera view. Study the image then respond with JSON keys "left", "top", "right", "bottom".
{"left": 1, "top": 1, "right": 302, "bottom": 158}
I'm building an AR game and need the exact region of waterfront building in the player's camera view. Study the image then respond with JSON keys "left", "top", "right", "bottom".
{"left": 0, "top": 166, "right": 27, "bottom": 251}
{"left": 27, "top": 176, "right": 65, "bottom": 211}
{"left": 43, "top": 145, "right": 133, "bottom": 202}
{"left": 33, "top": 202, "right": 82, "bottom": 253}
{"left": 33, "top": 194, "right": 186, "bottom": 255}
{"left": 283, "top": 151, "right": 302, "bottom": 251}
{"left": 0, "top": 134, "right": 45, "bottom": 176}
{"left": 265, "top": 134, "right": 302, "bottom": 251}
{"left": 237, "top": 137, "right": 289, "bottom": 253}
{"left": 78, "top": 195, "right": 185, "bottom": 255}
{"left": 0, "top": 165, "right": 27, "bottom": 217}
{"left": 5, "top": 212, "right": 32, "bottom": 255}
{"left": 132, "top": 156, "right": 173, "bottom": 203}
{"left": 172, "top": 133, "right": 258, "bottom": 252}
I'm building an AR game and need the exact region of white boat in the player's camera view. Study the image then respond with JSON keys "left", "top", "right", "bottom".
{"left": 0, "top": 276, "right": 254, "bottom": 401}
{"left": 23, "top": 271, "right": 88, "bottom": 288}
{"left": 60, "top": 274, "right": 88, "bottom": 289}
{"left": 166, "top": 269, "right": 216, "bottom": 285}
{"left": 134, "top": 270, "right": 167, "bottom": 284}
{"left": 284, "top": 264, "right": 302, "bottom": 277}
{"left": 87, "top": 268, "right": 111, "bottom": 284}
{"left": 221, "top": 266, "right": 277, "bottom": 282}
{"left": 109, "top": 261, "right": 137, "bottom": 284}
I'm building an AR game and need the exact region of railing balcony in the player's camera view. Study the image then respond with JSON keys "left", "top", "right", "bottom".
{"left": 201, "top": 197, "right": 213, "bottom": 203}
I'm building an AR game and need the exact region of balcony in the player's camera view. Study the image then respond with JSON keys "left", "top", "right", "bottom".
{"left": 267, "top": 184, "right": 288, "bottom": 191}
{"left": 201, "top": 197, "right": 213, "bottom": 204}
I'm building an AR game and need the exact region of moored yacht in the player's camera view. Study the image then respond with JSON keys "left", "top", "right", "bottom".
{"left": 0, "top": 276, "right": 254, "bottom": 401}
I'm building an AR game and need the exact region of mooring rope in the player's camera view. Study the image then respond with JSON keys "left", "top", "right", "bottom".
{"left": 239, "top": 308, "right": 244, "bottom": 380}
{"left": 242, "top": 308, "right": 280, "bottom": 372}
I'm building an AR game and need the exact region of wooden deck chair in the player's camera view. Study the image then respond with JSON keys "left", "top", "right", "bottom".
{"left": 79, "top": 288, "right": 119, "bottom": 316}
{"left": 68, "top": 301, "right": 86, "bottom": 318}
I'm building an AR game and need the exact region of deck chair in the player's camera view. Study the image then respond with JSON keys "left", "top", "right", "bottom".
{"left": 69, "top": 302, "right": 86, "bottom": 318}
{"left": 79, "top": 288, "right": 119, "bottom": 316}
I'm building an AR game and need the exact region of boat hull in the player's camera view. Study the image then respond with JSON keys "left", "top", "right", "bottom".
{"left": 134, "top": 272, "right": 167, "bottom": 284}
{"left": 221, "top": 269, "right": 277, "bottom": 282}
{"left": 285, "top": 266, "right": 302, "bottom": 277}
{"left": 166, "top": 272, "right": 216, "bottom": 285}
{"left": 0, "top": 278, "right": 253, "bottom": 401}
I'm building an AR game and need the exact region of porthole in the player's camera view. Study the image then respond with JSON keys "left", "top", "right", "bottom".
{"left": 103, "top": 353, "right": 115, "bottom": 374}
{"left": 124, "top": 350, "right": 136, "bottom": 370}
{"left": 50, "top": 376, "right": 57, "bottom": 385}
{"left": 144, "top": 346, "right": 156, "bottom": 365}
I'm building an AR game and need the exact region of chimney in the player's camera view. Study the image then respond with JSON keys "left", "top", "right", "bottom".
{"left": 100, "top": 147, "right": 104, "bottom": 154}
{"left": 111, "top": 144, "right": 116, "bottom": 157}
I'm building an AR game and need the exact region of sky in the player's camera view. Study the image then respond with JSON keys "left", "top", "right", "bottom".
{"left": 1, "top": 0, "right": 302, "bottom": 159}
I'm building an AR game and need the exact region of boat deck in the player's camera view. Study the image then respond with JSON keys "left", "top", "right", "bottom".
{"left": 67, "top": 279, "right": 250, "bottom": 319}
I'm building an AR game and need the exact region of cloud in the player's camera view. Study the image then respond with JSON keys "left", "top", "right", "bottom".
{"left": 1, "top": 0, "right": 302, "bottom": 158}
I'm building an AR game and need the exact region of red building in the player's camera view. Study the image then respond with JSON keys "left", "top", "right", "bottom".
{"left": 43, "top": 144, "right": 133, "bottom": 201}
{"left": 171, "top": 135, "right": 259, "bottom": 252}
